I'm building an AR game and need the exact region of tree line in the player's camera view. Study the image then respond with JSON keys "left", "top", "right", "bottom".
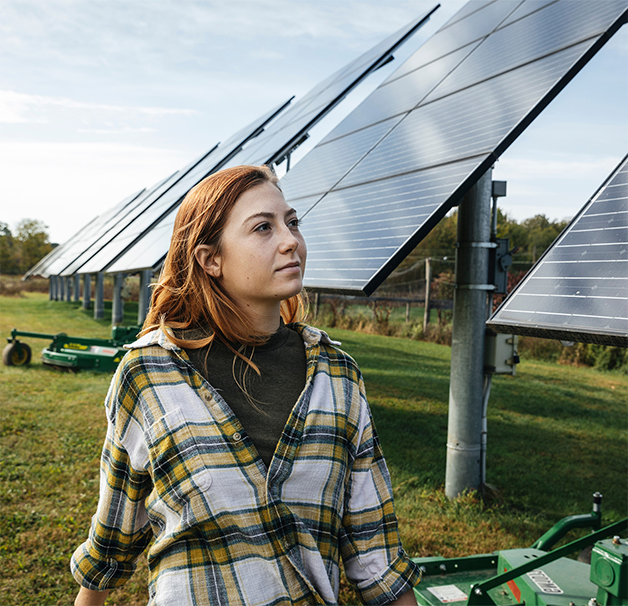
{"left": 415, "top": 209, "right": 569, "bottom": 264}
{"left": 0, "top": 219, "right": 55, "bottom": 275}
{"left": 381, "top": 210, "right": 570, "bottom": 296}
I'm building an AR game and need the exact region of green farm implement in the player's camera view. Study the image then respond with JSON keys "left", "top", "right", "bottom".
{"left": 3, "top": 325, "right": 140, "bottom": 372}
{"left": 412, "top": 493, "right": 627, "bottom": 606}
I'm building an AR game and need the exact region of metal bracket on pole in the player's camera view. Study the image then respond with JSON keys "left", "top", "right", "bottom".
{"left": 456, "top": 284, "right": 496, "bottom": 291}
{"left": 456, "top": 242, "right": 498, "bottom": 249}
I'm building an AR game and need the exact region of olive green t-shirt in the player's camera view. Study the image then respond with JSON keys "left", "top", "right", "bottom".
{"left": 182, "top": 323, "right": 307, "bottom": 469}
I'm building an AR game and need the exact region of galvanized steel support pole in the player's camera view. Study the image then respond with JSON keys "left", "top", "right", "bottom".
{"left": 445, "top": 168, "right": 492, "bottom": 499}
{"left": 82, "top": 274, "right": 91, "bottom": 310}
{"left": 59, "top": 275, "right": 65, "bottom": 301}
{"left": 49, "top": 276, "right": 55, "bottom": 300}
{"left": 73, "top": 274, "right": 80, "bottom": 302}
{"left": 138, "top": 270, "right": 153, "bottom": 325}
{"left": 65, "top": 276, "right": 72, "bottom": 302}
{"left": 94, "top": 273, "right": 104, "bottom": 319}
{"left": 112, "top": 273, "right": 125, "bottom": 326}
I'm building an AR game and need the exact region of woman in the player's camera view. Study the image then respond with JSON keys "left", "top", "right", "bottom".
{"left": 72, "top": 165, "right": 420, "bottom": 605}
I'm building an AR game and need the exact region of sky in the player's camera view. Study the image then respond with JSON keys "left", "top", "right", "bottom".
{"left": 1, "top": 0, "right": 627, "bottom": 245}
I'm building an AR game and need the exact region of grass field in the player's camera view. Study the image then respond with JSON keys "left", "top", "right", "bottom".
{"left": 1, "top": 293, "right": 626, "bottom": 605}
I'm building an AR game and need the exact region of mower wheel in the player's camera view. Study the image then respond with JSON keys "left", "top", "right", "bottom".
{"left": 3, "top": 341, "right": 32, "bottom": 366}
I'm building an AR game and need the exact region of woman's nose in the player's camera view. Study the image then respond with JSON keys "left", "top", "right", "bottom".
{"left": 279, "top": 226, "right": 299, "bottom": 252}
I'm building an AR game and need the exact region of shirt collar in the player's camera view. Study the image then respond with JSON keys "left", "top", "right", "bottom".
{"left": 289, "top": 322, "right": 341, "bottom": 348}
{"left": 124, "top": 326, "right": 181, "bottom": 351}
{"left": 126, "top": 323, "right": 340, "bottom": 352}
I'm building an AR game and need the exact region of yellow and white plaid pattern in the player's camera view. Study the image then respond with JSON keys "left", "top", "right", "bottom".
{"left": 71, "top": 324, "right": 420, "bottom": 605}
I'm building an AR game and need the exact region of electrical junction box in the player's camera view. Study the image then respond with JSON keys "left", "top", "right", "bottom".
{"left": 489, "top": 238, "right": 513, "bottom": 295}
{"left": 485, "top": 330, "right": 519, "bottom": 375}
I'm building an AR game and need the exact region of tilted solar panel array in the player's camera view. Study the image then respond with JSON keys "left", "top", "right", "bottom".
{"left": 278, "top": 0, "right": 628, "bottom": 294}
{"left": 488, "top": 154, "right": 628, "bottom": 347}
{"left": 105, "top": 5, "right": 437, "bottom": 275}
{"left": 24, "top": 215, "right": 101, "bottom": 280}
{"left": 66, "top": 99, "right": 292, "bottom": 276}
{"left": 32, "top": 188, "right": 148, "bottom": 279}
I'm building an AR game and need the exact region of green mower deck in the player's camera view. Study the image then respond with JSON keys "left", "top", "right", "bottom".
{"left": 3, "top": 325, "right": 140, "bottom": 372}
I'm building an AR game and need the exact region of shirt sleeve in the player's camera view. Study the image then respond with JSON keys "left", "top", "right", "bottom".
{"left": 71, "top": 364, "right": 153, "bottom": 590}
{"left": 339, "top": 376, "right": 421, "bottom": 605}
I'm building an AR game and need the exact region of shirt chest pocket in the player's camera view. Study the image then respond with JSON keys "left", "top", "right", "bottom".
{"left": 146, "top": 408, "right": 214, "bottom": 508}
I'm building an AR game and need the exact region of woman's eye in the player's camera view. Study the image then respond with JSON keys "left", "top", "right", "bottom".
{"left": 255, "top": 222, "right": 271, "bottom": 232}
{"left": 288, "top": 218, "right": 301, "bottom": 228}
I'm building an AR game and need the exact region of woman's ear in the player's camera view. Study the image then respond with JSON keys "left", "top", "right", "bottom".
{"left": 195, "top": 245, "right": 222, "bottom": 278}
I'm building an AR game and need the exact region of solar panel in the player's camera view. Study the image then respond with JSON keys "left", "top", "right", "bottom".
{"left": 59, "top": 171, "right": 181, "bottom": 277}
{"left": 279, "top": 0, "right": 628, "bottom": 295}
{"left": 229, "top": 5, "right": 437, "bottom": 168}
{"left": 32, "top": 188, "right": 147, "bottom": 278}
{"left": 103, "top": 6, "right": 437, "bottom": 274}
{"left": 23, "top": 215, "right": 101, "bottom": 280}
{"left": 68, "top": 99, "right": 291, "bottom": 275}
{"left": 487, "top": 154, "right": 628, "bottom": 347}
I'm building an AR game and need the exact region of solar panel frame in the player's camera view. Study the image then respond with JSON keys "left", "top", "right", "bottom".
{"left": 282, "top": 0, "right": 628, "bottom": 295}
{"left": 487, "top": 153, "right": 628, "bottom": 347}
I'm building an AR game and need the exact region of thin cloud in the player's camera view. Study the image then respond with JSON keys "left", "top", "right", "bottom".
{"left": 0, "top": 90, "right": 199, "bottom": 124}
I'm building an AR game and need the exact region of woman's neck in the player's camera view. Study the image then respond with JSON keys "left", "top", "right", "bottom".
{"left": 243, "top": 301, "right": 283, "bottom": 336}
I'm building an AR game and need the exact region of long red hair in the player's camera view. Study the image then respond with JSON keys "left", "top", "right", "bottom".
{"left": 142, "top": 165, "right": 307, "bottom": 352}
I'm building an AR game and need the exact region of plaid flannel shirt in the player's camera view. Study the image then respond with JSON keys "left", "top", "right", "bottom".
{"left": 71, "top": 323, "right": 420, "bottom": 605}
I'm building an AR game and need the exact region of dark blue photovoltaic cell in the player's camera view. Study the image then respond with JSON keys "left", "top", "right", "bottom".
{"left": 282, "top": 0, "right": 627, "bottom": 295}
{"left": 279, "top": 117, "right": 402, "bottom": 201}
{"left": 488, "top": 155, "right": 628, "bottom": 346}
{"left": 389, "top": 0, "right": 517, "bottom": 82}
{"left": 504, "top": 0, "right": 625, "bottom": 28}
{"left": 321, "top": 42, "right": 481, "bottom": 143}
{"left": 338, "top": 40, "right": 593, "bottom": 188}
{"left": 445, "top": 0, "right": 499, "bottom": 28}
{"left": 299, "top": 158, "right": 479, "bottom": 290}
{"left": 107, "top": 206, "right": 179, "bottom": 273}
{"left": 426, "top": 0, "right": 628, "bottom": 103}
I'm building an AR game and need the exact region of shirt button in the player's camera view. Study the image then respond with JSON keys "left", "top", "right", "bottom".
{"left": 232, "top": 432, "right": 242, "bottom": 442}
{"left": 197, "top": 473, "right": 212, "bottom": 490}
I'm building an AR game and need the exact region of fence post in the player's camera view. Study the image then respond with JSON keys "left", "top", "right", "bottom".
{"left": 423, "top": 257, "right": 432, "bottom": 332}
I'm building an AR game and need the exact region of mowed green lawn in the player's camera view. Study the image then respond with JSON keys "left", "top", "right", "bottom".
{"left": 1, "top": 293, "right": 626, "bottom": 605}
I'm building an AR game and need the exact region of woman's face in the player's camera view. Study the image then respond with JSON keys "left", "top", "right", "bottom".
{"left": 197, "top": 181, "right": 306, "bottom": 318}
